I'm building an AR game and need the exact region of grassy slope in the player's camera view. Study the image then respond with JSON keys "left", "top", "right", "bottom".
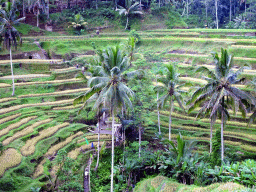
{"left": 135, "top": 176, "right": 248, "bottom": 192}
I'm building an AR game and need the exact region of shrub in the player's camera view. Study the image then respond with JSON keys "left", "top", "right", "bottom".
{"left": 165, "top": 11, "right": 187, "bottom": 29}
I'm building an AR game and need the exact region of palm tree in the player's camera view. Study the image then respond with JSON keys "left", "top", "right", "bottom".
{"left": 153, "top": 65, "right": 165, "bottom": 135}
{"left": 28, "top": 0, "right": 46, "bottom": 27}
{"left": 121, "top": 36, "right": 138, "bottom": 66}
{"left": 188, "top": 48, "right": 255, "bottom": 161}
{"left": 0, "top": 2, "right": 25, "bottom": 96}
{"left": 248, "top": 79, "right": 256, "bottom": 126}
{"left": 158, "top": 64, "right": 185, "bottom": 141}
{"left": 116, "top": 0, "right": 143, "bottom": 30}
{"left": 215, "top": 0, "right": 218, "bottom": 29}
{"left": 74, "top": 45, "right": 136, "bottom": 192}
{"left": 68, "top": 14, "right": 88, "bottom": 35}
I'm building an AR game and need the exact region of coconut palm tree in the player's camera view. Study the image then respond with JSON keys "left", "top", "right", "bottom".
{"left": 248, "top": 78, "right": 256, "bottom": 126}
{"left": 187, "top": 48, "right": 255, "bottom": 162}
{"left": 68, "top": 14, "right": 88, "bottom": 35}
{"left": 116, "top": 0, "right": 143, "bottom": 30}
{"left": 74, "top": 45, "right": 136, "bottom": 192}
{"left": 152, "top": 65, "right": 165, "bottom": 135}
{"left": 0, "top": 2, "right": 25, "bottom": 96}
{"left": 158, "top": 64, "right": 185, "bottom": 141}
{"left": 28, "top": 0, "right": 46, "bottom": 27}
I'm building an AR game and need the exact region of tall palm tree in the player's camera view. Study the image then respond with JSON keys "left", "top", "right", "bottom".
{"left": 116, "top": 0, "right": 143, "bottom": 30}
{"left": 153, "top": 65, "right": 165, "bottom": 135}
{"left": 74, "top": 45, "right": 136, "bottom": 192}
{"left": 248, "top": 78, "right": 256, "bottom": 126}
{"left": 188, "top": 48, "right": 255, "bottom": 162}
{"left": 158, "top": 64, "right": 185, "bottom": 141}
{"left": 0, "top": 2, "right": 25, "bottom": 96}
{"left": 28, "top": 0, "right": 46, "bottom": 27}
{"left": 215, "top": 0, "right": 218, "bottom": 29}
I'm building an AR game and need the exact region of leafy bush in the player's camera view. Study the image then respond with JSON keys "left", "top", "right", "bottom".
{"left": 206, "top": 159, "right": 256, "bottom": 187}
{"left": 129, "top": 30, "right": 140, "bottom": 43}
{"left": 158, "top": 134, "right": 210, "bottom": 185}
{"left": 165, "top": 11, "right": 187, "bottom": 29}
{"left": 184, "top": 14, "right": 204, "bottom": 28}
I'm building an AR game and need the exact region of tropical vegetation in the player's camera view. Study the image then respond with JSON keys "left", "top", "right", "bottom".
{"left": 0, "top": 1, "right": 256, "bottom": 192}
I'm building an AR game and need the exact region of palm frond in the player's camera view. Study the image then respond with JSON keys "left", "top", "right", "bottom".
{"left": 195, "top": 66, "right": 216, "bottom": 80}
{"left": 248, "top": 110, "right": 256, "bottom": 127}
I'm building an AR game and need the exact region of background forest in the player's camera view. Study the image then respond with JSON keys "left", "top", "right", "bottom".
{"left": 9, "top": 0, "right": 256, "bottom": 32}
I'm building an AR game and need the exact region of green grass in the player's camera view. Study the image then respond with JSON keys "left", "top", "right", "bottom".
{"left": 134, "top": 175, "right": 248, "bottom": 192}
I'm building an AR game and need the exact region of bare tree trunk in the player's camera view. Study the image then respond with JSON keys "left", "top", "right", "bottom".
{"left": 186, "top": 0, "right": 189, "bottom": 17}
{"left": 230, "top": 0, "right": 232, "bottom": 21}
{"left": 210, "top": 121, "right": 213, "bottom": 153}
{"left": 139, "top": 125, "right": 141, "bottom": 158}
{"left": 221, "top": 110, "right": 224, "bottom": 162}
{"left": 10, "top": 48, "right": 15, "bottom": 96}
{"left": 245, "top": 0, "right": 246, "bottom": 14}
{"left": 37, "top": 9, "right": 39, "bottom": 27}
{"left": 47, "top": 0, "right": 49, "bottom": 20}
{"left": 169, "top": 101, "right": 173, "bottom": 141}
{"left": 205, "top": 0, "right": 208, "bottom": 26}
{"left": 23, "top": 0, "right": 26, "bottom": 19}
{"left": 215, "top": 0, "right": 218, "bottom": 29}
{"left": 94, "top": 111, "right": 101, "bottom": 171}
{"left": 159, "top": 0, "right": 160, "bottom": 8}
{"left": 125, "top": 16, "right": 129, "bottom": 30}
{"left": 96, "top": 0, "right": 98, "bottom": 9}
{"left": 110, "top": 111, "right": 114, "bottom": 192}
{"left": 88, "top": 157, "right": 92, "bottom": 192}
{"left": 123, "top": 126, "right": 125, "bottom": 165}
{"left": 157, "top": 91, "right": 161, "bottom": 134}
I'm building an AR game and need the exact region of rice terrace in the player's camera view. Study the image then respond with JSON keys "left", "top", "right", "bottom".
{"left": 0, "top": 0, "right": 256, "bottom": 191}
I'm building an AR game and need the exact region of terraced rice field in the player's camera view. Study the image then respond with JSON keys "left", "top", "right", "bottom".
{"left": 0, "top": 57, "right": 104, "bottom": 189}
{"left": 0, "top": 29, "right": 255, "bottom": 191}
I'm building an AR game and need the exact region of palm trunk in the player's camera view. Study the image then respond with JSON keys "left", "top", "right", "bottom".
{"left": 205, "top": 0, "right": 208, "bottom": 26}
{"left": 139, "top": 125, "right": 141, "bottom": 158}
{"left": 88, "top": 156, "right": 91, "bottom": 192}
{"left": 96, "top": 0, "right": 98, "bottom": 9}
{"left": 169, "top": 101, "right": 173, "bottom": 141}
{"left": 37, "top": 9, "right": 39, "bottom": 27}
{"left": 159, "top": 0, "right": 160, "bottom": 8}
{"left": 186, "top": 0, "right": 189, "bottom": 18}
{"left": 210, "top": 121, "right": 213, "bottom": 153}
{"left": 245, "top": 0, "right": 246, "bottom": 14}
{"left": 10, "top": 48, "right": 15, "bottom": 96}
{"left": 215, "top": 0, "right": 218, "bottom": 29}
{"left": 123, "top": 127, "right": 125, "bottom": 165}
{"left": 103, "top": 98, "right": 106, "bottom": 122}
{"left": 125, "top": 16, "right": 129, "bottom": 30}
{"left": 157, "top": 91, "right": 161, "bottom": 134}
{"left": 94, "top": 111, "right": 100, "bottom": 171}
{"left": 230, "top": 0, "right": 232, "bottom": 21}
{"left": 221, "top": 110, "right": 224, "bottom": 162}
{"left": 47, "top": 0, "right": 50, "bottom": 20}
{"left": 23, "top": 0, "right": 26, "bottom": 19}
{"left": 110, "top": 111, "right": 114, "bottom": 192}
